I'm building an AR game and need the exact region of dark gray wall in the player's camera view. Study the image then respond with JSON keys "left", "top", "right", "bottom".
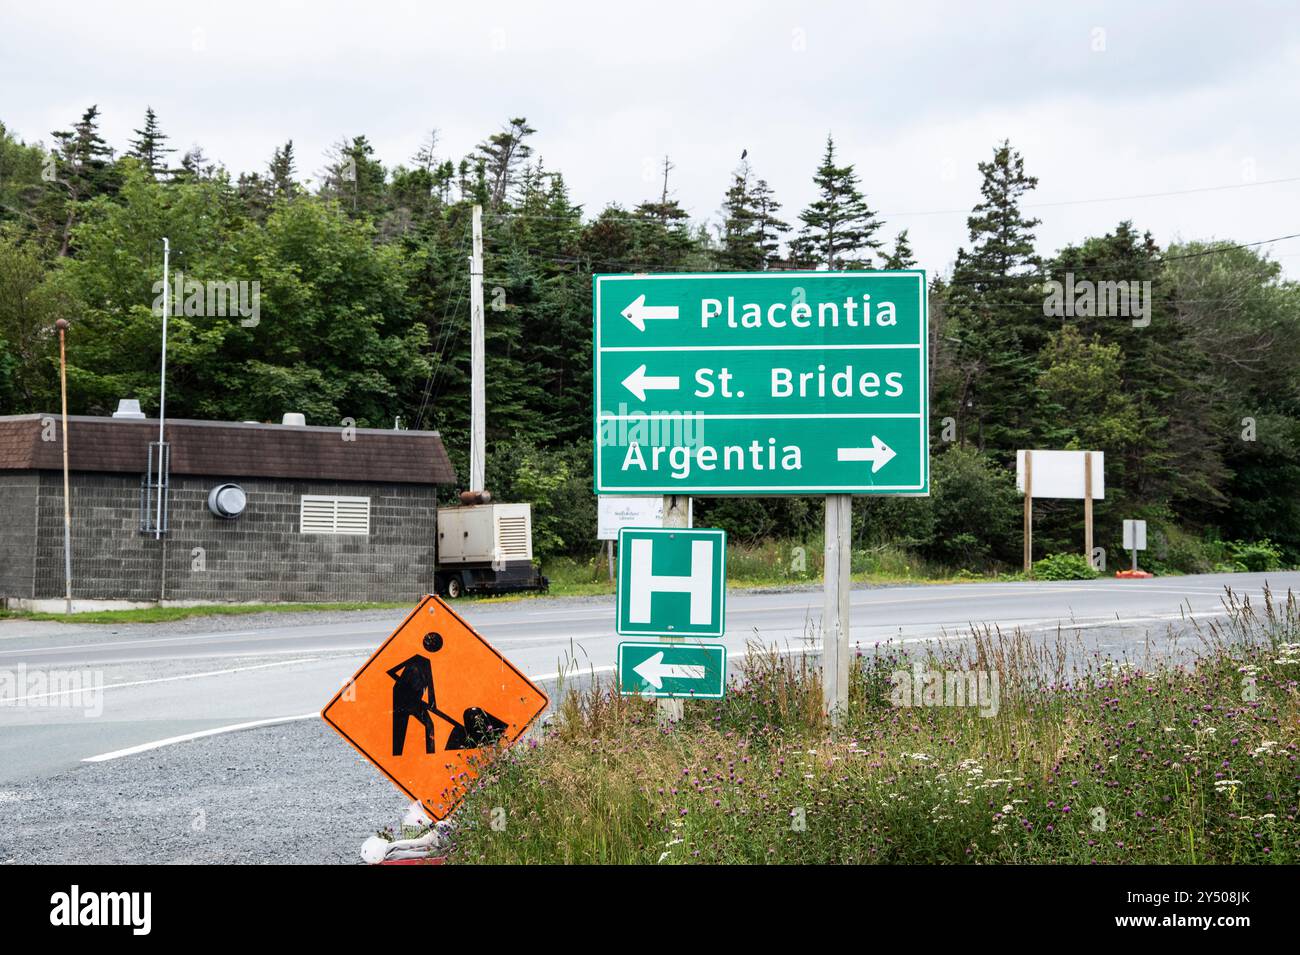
{"left": 7, "top": 471, "right": 437, "bottom": 603}
{"left": 0, "top": 472, "right": 38, "bottom": 599}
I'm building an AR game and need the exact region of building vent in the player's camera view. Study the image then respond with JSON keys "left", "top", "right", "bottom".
{"left": 113, "top": 398, "right": 146, "bottom": 419}
{"left": 300, "top": 495, "right": 370, "bottom": 535}
{"left": 498, "top": 515, "right": 529, "bottom": 558}
{"left": 282, "top": 412, "right": 307, "bottom": 427}
{"left": 207, "top": 483, "right": 247, "bottom": 519}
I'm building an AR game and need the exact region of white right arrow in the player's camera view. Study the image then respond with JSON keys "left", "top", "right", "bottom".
{"left": 837, "top": 435, "right": 897, "bottom": 473}
{"left": 621, "top": 364, "right": 681, "bottom": 401}
{"left": 621, "top": 294, "right": 679, "bottom": 332}
{"left": 633, "top": 651, "right": 706, "bottom": 689}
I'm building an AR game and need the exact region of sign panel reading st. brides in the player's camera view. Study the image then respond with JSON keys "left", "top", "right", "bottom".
{"left": 593, "top": 271, "right": 929, "bottom": 495}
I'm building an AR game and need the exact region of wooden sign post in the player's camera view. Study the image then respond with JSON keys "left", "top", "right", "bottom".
{"left": 1083, "top": 451, "right": 1094, "bottom": 569}
{"left": 1022, "top": 450, "right": 1033, "bottom": 574}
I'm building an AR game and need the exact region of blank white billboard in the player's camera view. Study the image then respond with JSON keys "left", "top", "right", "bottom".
{"left": 1016, "top": 450, "right": 1105, "bottom": 500}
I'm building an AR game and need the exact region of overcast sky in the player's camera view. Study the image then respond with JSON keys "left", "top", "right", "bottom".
{"left": 3, "top": 0, "right": 1298, "bottom": 276}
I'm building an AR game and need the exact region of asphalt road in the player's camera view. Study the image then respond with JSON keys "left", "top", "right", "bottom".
{"left": 0, "top": 571, "right": 1292, "bottom": 863}
{"left": 1, "top": 570, "right": 1291, "bottom": 782}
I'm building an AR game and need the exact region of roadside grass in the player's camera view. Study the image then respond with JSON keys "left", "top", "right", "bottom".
{"left": 543, "top": 541, "right": 989, "bottom": 598}
{"left": 0, "top": 600, "right": 412, "bottom": 625}
{"left": 447, "top": 587, "right": 1300, "bottom": 864}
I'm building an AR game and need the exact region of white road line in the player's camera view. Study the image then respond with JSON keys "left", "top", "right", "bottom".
{"left": 7, "top": 658, "right": 323, "bottom": 702}
{"left": 79, "top": 664, "right": 615, "bottom": 763}
{"left": 0, "top": 625, "right": 390, "bottom": 657}
{"left": 82, "top": 713, "right": 321, "bottom": 763}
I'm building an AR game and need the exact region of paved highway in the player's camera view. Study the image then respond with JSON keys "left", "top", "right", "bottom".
{"left": 0, "top": 571, "right": 1291, "bottom": 786}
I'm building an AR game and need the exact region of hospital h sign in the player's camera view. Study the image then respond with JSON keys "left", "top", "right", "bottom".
{"left": 616, "top": 527, "right": 726, "bottom": 638}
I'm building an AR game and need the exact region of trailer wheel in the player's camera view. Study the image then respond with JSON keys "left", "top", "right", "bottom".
{"left": 445, "top": 575, "right": 464, "bottom": 599}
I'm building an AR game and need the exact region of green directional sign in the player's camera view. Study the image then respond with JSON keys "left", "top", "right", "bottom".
{"left": 618, "top": 642, "right": 727, "bottom": 699}
{"left": 593, "top": 271, "right": 929, "bottom": 495}
{"left": 616, "top": 527, "right": 726, "bottom": 638}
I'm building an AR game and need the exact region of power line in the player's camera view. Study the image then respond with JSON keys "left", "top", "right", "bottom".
{"left": 883, "top": 176, "right": 1300, "bottom": 218}
{"left": 482, "top": 175, "right": 1300, "bottom": 225}
{"left": 467, "top": 230, "right": 1300, "bottom": 285}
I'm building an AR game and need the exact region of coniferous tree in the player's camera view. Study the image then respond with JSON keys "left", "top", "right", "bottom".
{"left": 790, "top": 135, "right": 883, "bottom": 270}
{"left": 881, "top": 229, "right": 916, "bottom": 269}
{"left": 320, "top": 135, "right": 387, "bottom": 217}
{"left": 718, "top": 159, "right": 762, "bottom": 271}
{"left": 46, "top": 105, "right": 118, "bottom": 254}
{"left": 177, "top": 145, "right": 218, "bottom": 181}
{"left": 127, "top": 107, "right": 175, "bottom": 178}
{"left": 632, "top": 156, "right": 694, "bottom": 271}
{"left": 750, "top": 178, "right": 789, "bottom": 268}
{"left": 475, "top": 117, "right": 535, "bottom": 209}
{"left": 268, "top": 140, "right": 298, "bottom": 198}
{"left": 944, "top": 140, "right": 1043, "bottom": 454}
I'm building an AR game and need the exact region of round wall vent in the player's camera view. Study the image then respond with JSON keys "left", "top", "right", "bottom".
{"left": 207, "top": 483, "right": 247, "bottom": 519}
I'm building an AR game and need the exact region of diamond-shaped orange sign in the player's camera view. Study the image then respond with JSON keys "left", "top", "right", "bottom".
{"left": 321, "top": 595, "right": 548, "bottom": 820}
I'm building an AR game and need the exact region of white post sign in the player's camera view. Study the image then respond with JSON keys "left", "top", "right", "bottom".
{"left": 1123, "top": 519, "right": 1147, "bottom": 551}
{"left": 598, "top": 496, "right": 694, "bottom": 540}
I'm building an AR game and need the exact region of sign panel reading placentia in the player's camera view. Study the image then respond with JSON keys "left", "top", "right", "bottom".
{"left": 594, "top": 271, "right": 928, "bottom": 494}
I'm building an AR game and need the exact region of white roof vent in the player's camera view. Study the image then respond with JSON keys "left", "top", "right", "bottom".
{"left": 112, "top": 399, "right": 146, "bottom": 419}
{"left": 281, "top": 412, "right": 306, "bottom": 427}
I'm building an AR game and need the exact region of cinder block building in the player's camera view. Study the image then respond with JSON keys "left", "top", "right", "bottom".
{"left": 0, "top": 413, "right": 456, "bottom": 610}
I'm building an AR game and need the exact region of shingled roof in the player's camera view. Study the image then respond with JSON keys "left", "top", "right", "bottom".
{"left": 0, "top": 414, "right": 457, "bottom": 486}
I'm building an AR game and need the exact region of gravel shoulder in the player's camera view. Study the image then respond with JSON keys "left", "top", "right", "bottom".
{"left": 0, "top": 719, "right": 407, "bottom": 865}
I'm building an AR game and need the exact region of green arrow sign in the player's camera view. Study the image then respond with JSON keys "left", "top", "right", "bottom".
{"left": 593, "top": 271, "right": 929, "bottom": 495}
{"left": 616, "top": 527, "right": 726, "bottom": 638}
{"left": 618, "top": 642, "right": 727, "bottom": 699}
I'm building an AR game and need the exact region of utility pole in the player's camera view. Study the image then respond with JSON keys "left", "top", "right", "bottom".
{"left": 468, "top": 204, "right": 486, "bottom": 493}
{"left": 658, "top": 494, "right": 691, "bottom": 726}
{"left": 56, "top": 319, "right": 72, "bottom": 614}
{"left": 823, "top": 494, "right": 852, "bottom": 727}
{"left": 156, "top": 237, "right": 170, "bottom": 540}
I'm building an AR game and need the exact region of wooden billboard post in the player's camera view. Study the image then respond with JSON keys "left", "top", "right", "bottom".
{"left": 1022, "top": 450, "right": 1033, "bottom": 574}
{"left": 1083, "top": 451, "right": 1094, "bottom": 569}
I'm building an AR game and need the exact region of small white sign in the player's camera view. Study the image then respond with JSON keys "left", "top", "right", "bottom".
{"left": 597, "top": 496, "right": 691, "bottom": 540}
{"left": 1016, "top": 450, "right": 1105, "bottom": 500}
{"left": 1123, "top": 519, "right": 1147, "bottom": 551}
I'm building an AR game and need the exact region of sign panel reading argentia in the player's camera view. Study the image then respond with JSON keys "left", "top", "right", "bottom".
{"left": 593, "top": 271, "right": 928, "bottom": 495}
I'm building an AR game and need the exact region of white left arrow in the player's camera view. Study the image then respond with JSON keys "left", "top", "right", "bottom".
{"left": 621, "top": 364, "right": 680, "bottom": 401}
{"left": 621, "top": 294, "right": 679, "bottom": 332}
{"left": 634, "top": 651, "right": 706, "bottom": 689}
{"left": 837, "top": 435, "right": 897, "bottom": 473}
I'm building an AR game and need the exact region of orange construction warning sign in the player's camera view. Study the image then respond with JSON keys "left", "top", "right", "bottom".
{"left": 321, "top": 595, "right": 548, "bottom": 820}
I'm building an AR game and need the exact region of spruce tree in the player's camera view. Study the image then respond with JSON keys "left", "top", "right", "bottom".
{"left": 945, "top": 140, "right": 1043, "bottom": 454}
{"left": 718, "top": 160, "right": 763, "bottom": 271}
{"left": 790, "top": 135, "right": 883, "bottom": 270}
{"left": 632, "top": 156, "right": 694, "bottom": 271}
{"left": 475, "top": 117, "right": 535, "bottom": 209}
{"left": 321, "top": 135, "right": 386, "bottom": 217}
{"left": 127, "top": 107, "right": 175, "bottom": 178}
{"left": 881, "top": 229, "right": 916, "bottom": 269}
{"left": 47, "top": 105, "right": 118, "bottom": 254}
{"left": 750, "top": 178, "right": 789, "bottom": 268}
{"left": 177, "top": 145, "right": 217, "bottom": 181}
{"left": 268, "top": 140, "right": 298, "bottom": 198}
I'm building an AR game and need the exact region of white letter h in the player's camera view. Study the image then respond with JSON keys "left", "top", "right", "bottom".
{"left": 629, "top": 539, "right": 713, "bottom": 625}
